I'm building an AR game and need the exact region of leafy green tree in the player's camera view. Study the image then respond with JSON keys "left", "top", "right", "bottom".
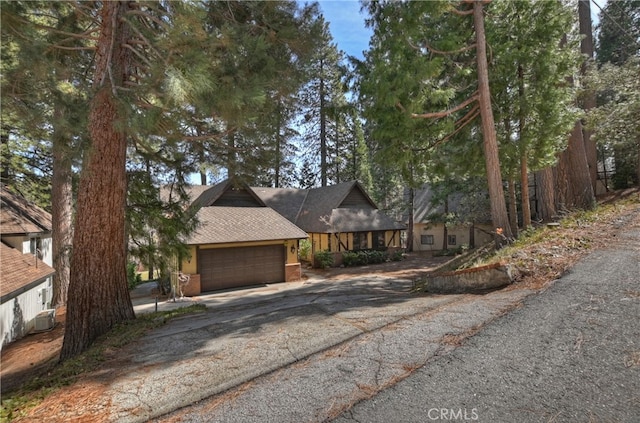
{"left": 489, "top": 0, "right": 579, "bottom": 228}
{"left": 360, "top": 0, "right": 513, "bottom": 245}
{"left": 595, "top": 0, "right": 640, "bottom": 66}
{"left": 586, "top": 58, "right": 640, "bottom": 187}
{"left": 592, "top": 0, "right": 640, "bottom": 188}
{"left": 1, "top": 1, "right": 95, "bottom": 306}
{"left": 191, "top": 1, "right": 318, "bottom": 187}
{"left": 297, "top": 13, "right": 351, "bottom": 187}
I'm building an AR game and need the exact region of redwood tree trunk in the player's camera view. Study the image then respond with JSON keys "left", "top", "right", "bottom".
{"left": 520, "top": 151, "right": 531, "bottom": 229}
{"left": 51, "top": 117, "right": 73, "bottom": 307}
{"left": 473, "top": 1, "right": 513, "bottom": 245}
{"left": 535, "top": 167, "right": 556, "bottom": 222}
{"left": 61, "top": 1, "right": 135, "bottom": 360}
{"left": 556, "top": 120, "right": 595, "bottom": 211}
{"left": 579, "top": 0, "right": 598, "bottom": 191}
{"left": 507, "top": 177, "right": 518, "bottom": 238}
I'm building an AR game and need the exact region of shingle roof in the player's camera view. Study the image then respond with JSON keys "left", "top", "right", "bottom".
{"left": 185, "top": 207, "right": 308, "bottom": 245}
{"left": 159, "top": 184, "right": 214, "bottom": 205}
{"left": 250, "top": 187, "right": 308, "bottom": 222}
{"left": 291, "top": 181, "right": 404, "bottom": 233}
{"left": 0, "top": 243, "right": 54, "bottom": 303}
{"left": 1, "top": 186, "right": 52, "bottom": 235}
{"left": 328, "top": 209, "right": 405, "bottom": 233}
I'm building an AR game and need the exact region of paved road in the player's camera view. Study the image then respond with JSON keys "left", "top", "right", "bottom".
{"left": 154, "top": 210, "right": 639, "bottom": 423}
{"left": 334, "top": 234, "right": 640, "bottom": 422}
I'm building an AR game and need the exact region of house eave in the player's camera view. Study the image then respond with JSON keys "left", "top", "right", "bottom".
{"left": 0, "top": 271, "right": 54, "bottom": 305}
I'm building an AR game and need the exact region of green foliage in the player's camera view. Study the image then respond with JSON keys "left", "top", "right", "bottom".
{"left": 314, "top": 249, "right": 334, "bottom": 269}
{"left": 586, "top": 57, "right": 640, "bottom": 188}
{"left": 595, "top": 0, "right": 640, "bottom": 66}
{"left": 342, "top": 251, "right": 361, "bottom": 267}
{"left": 390, "top": 249, "right": 405, "bottom": 262}
{"left": 489, "top": 0, "right": 580, "bottom": 174}
{"left": 126, "top": 262, "right": 143, "bottom": 290}
{"left": 299, "top": 238, "right": 312, "bottom": 261}
{"left": 342, "top": 249, "right": 388, "bottom": 267}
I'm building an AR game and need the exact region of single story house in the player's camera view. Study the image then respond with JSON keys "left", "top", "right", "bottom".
{"left": 411, "top": 185, "right": 493, "bottom": 252}
{"left": 1, "top": 186, "right": 55, "bottom": 348}
{"left": 253, "top": 181, "right": 405, "bottom": 266}
{"left": 180, "top": 180, "right": 309, "bottom": 293}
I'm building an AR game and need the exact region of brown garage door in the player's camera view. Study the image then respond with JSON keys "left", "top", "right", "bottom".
{"left": 199, "top": 245, "right": 285, "bottom": 292}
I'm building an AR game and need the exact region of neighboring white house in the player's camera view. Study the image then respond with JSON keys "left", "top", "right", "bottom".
{"left": 1, "top": 186, "right": 55, "bottom": 349}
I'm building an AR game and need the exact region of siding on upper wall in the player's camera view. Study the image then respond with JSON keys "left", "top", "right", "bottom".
{"left": 1, "top": 278, "right": 52, "bottom": 349}
{"left": 213, "top": 188, "right": 263, "bottom": 207}
{"left": 339, "top": 187, "right": 375, "bottom": 209}
{"left": 413, "top": 223, "right": 493, "bottom": 251}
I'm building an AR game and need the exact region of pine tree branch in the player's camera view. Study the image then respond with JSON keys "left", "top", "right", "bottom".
{"left": 121, "top": 17, "right": 164, "bottom": 64}
{"left": 426, "top": 42, "right": 477, "bottom": 56}
{"left": 48, "top": 45, "right": 96, "bottom": 51}
{"left": 10, "top": 16, "right": 100, "bottom": 40}
{"left": 450, "top": 8, "right": 474, "bottom": 16}
{"left": 125, "top": 9, "right": 168, "bottom": 29}
{"left": 411, "top": 93, "right": 479, "bottom": 119}
{"left": 409, "top": 38, "right": 477, "bottom": 56}
{"left": 123, "top": 43, "right": 154, "bottom": 68}
{"left": 455, "top": 104, "right": 479, "bottom": 128}
{"left": 412, "top": 108, "right": 479, "bottom": 152}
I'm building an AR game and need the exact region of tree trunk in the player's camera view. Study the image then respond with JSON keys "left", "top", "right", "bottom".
{"left": 227, "top": 130, "right": 236, "bottom": 180}
{"left": 520, "top": 151, "right": 531, "bottom": 229}
{"left": 535, "top": 167, "right": 556, "bottom": 222}
{"left": 637, "top": 137, "right": 640, "bottom": 186}
{"left": 1, "top": 126, "right": 11, "bottom": 185}
{"left": 473, "top": 1, "right": 513, "bottom": 246}
{"left": 556, "top": 120, "right": 595, "bottom": 211}
{"left": 442, "top": 197, "right": 449, "bottom": 251}
{"left": 517, "top": 63, "right": 531, "bottom": 230}
{"left": 51, "top": 115, "right": 73, "bottom": 307}
{"left": 61, "top": 1, "right": 135, "bottom": 360}
{"left": 507, "top": 177, "right": 518, "bottom": 238}
{"left": 406, "top": 187, "right": 414, "bottom": 252}
{"left": 274, "top": 103, "right": 282, "bottom": 188}
{"left": 320, "top": 57, "right": 327, "bottom": 187}
{"left": 578, "top": 0, "right": 598, "bottom": 191}
{"left": 469, "top": 222, "right": 475, "bottom": 249}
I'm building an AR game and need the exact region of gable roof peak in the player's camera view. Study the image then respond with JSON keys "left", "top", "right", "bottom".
{"left": 193, "top": 178, "right": 266, "bottom": 208}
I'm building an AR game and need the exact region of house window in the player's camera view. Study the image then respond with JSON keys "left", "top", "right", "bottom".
{"left": 354, "top": 232, "right": 368, "bottom": 250}
{"left": 30, "top": 237, "right": 43, "bottom": 259}
{"left": 372, "top": 231, "right": 385, "bottom": 249}
{"left": 448, "top": 235, "right": 457, "bottom": 246}
{"left": 421, "top": 235, "right": 434, "bottom": 245}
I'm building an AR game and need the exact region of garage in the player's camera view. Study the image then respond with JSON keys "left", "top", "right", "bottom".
{"left": 199, "top": 244, "right": 285, "bottom": 292}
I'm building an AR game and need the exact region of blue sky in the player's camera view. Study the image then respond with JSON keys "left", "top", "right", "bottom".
{"left": 317, "top": 0, "right": 372, "bottom": 60}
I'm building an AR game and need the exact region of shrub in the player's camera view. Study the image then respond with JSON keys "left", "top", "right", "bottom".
{"left": 299, "top": 239, "right": 311, "bottom": 261}
{"left": 391, "top": 249, "right": 405, "bottom": 262}
{"left": 127, "top": 262, "right": 142, "bottom": 290}
{"left": 342, "top": 251, "right": 359, "bottom": 267}
{"left": 342, "top": 249, "right": 389, "bottom": 267}
{"left": 314, "top": 250, "right": 334, "bottom": 269}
